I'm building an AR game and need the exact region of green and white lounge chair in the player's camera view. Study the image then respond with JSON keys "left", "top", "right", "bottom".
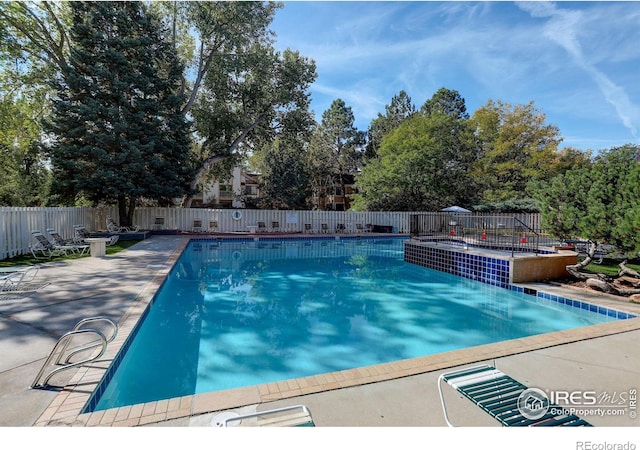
{"left": 219, "top": 405, "right": 314, "bottom": 427}
{"left": 438, "top": 364, "right": 592, "bottom": 427}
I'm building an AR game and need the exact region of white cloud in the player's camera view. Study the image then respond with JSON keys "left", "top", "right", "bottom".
{"left": 517, "top": 1, "right": 640, "bottom": 138}
{"left": 273, "top": 1, "right": 640, "bottom": 148}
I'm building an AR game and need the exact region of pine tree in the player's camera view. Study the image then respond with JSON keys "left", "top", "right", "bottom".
{"left": 45, "top": 1, "right": 194, "bottom": 225}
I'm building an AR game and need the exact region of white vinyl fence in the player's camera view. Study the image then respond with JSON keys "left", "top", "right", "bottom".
{"left": 1, "top": 206, "right": 542, "bottom": 260}
{"left": 1, "top": 207, "right": 95, "bottom": 260}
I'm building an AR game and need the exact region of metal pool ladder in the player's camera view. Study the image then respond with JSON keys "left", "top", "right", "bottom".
{"left": 31, "top": 317, "right": 118, "bottom": 389}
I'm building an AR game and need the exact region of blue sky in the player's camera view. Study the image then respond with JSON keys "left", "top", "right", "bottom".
{"left": 271, "top": 1, "right": 640, "bottom": 152}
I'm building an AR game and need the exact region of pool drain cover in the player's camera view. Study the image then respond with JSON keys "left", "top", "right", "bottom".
{"left": 211, "top": 411, "right": 240, "bottom": 427}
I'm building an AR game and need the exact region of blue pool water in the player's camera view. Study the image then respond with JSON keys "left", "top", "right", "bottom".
{"left": 91, "top": 237, "right": 624, "bottom": 411}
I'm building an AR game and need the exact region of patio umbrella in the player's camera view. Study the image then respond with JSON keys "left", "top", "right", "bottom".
{"left": 441, "top": 206, "right": 472, "bottom": 213}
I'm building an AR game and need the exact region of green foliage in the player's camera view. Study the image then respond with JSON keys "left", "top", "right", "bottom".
{"left": 472, "top": 100, "right": 563, "bottom": 202}
{"left": 307, "top": 99, "right": 365, "bottom": 210}
{"left": 188, "top": 43, "right": 317, "bottom": 201}
{"left": 255, "top": 138, "right": 310, "bottom": 209}
{"left": 0, "top": 1, "right": 71, "bottom": 78}
{"left": 421, "top": 87, "right": 469, "bottom": 120}
{"left": 472, "top": 199, "right": 540, "bottom": 213}
{"left": 0, "top": 82, "right": 52, "bottom": 206}
{"left": 365, "top": 90, "right": 416, "bottom": 160}
{"left": 354, "top": 107, "right": 478, "bottom": 211}
{"left": 45, "top": 2, "right": 195, "bottom": 224}
{"left": 533, "top": 144, "right": 640, "bottom": 254}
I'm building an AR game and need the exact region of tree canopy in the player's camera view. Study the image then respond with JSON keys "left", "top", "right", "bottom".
{"left": 365, "top": 90, "right": 415, "bottom": 160}
{"left": 187, "top": 44, "right": 317, "bottom": 206}
{"left": 0, "top": 1, "right": 630, "bottom": 224}
{"left": 533, "top": 144, "right": 640, "bottom": 260}
{"left": 253, "top": 137, "right": 310, "bottom": 210}
{"left": 353, "top": 90, "right": 478, "bottom": 211}
{"left": 44, "top": 1, "right": 194, "bottom": 224}
{"left": 471, "top": 100, "right": 563, "bottom": 202}
{"left": 307, "top": 99, "right": 365, "bottom": 210}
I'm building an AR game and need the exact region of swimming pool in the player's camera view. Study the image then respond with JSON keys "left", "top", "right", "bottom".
{"left": 88, "top": 236, "right": 630, "bottom": 412}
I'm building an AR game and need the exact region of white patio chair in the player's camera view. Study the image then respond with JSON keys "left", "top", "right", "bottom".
{"left": 31, "top": 231, "right": 71, "bottom": 259}
{"left": 46, "top": 228, "right": 90, "bottom": 255}
{"left": 1, "top": 266, "right": 50, "bottom": 295}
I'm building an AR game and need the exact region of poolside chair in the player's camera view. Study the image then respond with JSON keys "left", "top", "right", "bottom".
{"left": 219, "top": 405, "right": 314, "bottom": 427}
{"left": 106, "top": 216, "right": 127, "bottom": 233}
{"left": 304, "top": 223, "right": 313, "bottom": 234}
{"left": 73, "top": 225, "right": 91, "bottom": 243}
{"left": 335, "top": 223, "right": 345, "bottom": 233}
{"left": 0, "top": 265, "right": 38, "bottom": 282}
{"left": 107, "top": 216, "right": 139, "bottom": 233}
{"left": 106, "top": 234, "right": 119, "bottom": 246}
{"left": 321, "top": 223, "right": 329, "bottom": 234}
{"left": 31, "top": 231, "right": 72, "bottom": 259}
{"left": 271, "top": 221, "right": 280, "bottom": 232}
{"left": 209, "top": 220, "right": 218, "bottom": 232}
{"left": 193, "top": 218, "right": 203, "bottom": 233}
{"left": 257, "top": 221, "right": 266, "bottom": 233}
{"left": 1, "top": 266, "right": 50, "bottom": 295}
{"left": 355, "top": 223, "right": 371, "bottom": 233}
{"left": 438, "top": 364, "right": 592, "bottom": 427}
{"left": 46, "top": 228, "right": 90, "bottom": 255}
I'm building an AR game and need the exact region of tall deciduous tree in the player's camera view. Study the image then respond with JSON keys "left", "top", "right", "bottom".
{"left": 254, "top": 138, "right": 310, "bottom": 210}
{"left": 2, "top": 1, "right": 307, "bottom": 210}
{"left": 185, "top": 43, "right": 317, "bottom": 207}
{"left": 307, "top": 99, "right": 365, "bottom": 210}
{"left": 45, "top": 1, "right": 194, "bottom": 225}
{"left": 0, "top": 1, "right": 70, "bottom": 205}
{"left": 154, "top": 1, "right": 283, "bottom": 117}
{"left": 353, "top": 111, "right": 478, "bottom": 211}
{"left": 354, "top": 89, "right": 478, "bottom": 211}
{"left": 0, "top": 94, "right": 51, "bottom": 206}
{"left": 472, "top": 100, "right": 562, "bottom": 202}
{"left": 0, "top": 1, "right": 71, "bottom": 76}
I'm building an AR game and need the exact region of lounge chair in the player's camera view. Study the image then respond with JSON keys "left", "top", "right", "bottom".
{"left": 321, "top": 223, "right": 329, "bottom": 233}
{"left": 193, "top": 219, "right": 203, "bottom": 233}
{"left": 355, "top": 223, "right": 370, "bottom": 233}
{"left": 257, "top": 221, "right": 266, "bottom": 233}
{"left": 209, "top": 221, "right": 218, "bottom": 232}
{"left": 1, "top": 266, "right": 50, "bottom": 295}
{"left": 31, "top": 231, "right": 72, "bottom": 259}
{"left": 438, "top": 364, "right": 592, "bottom": 427}
{"left": 106, "top": 216, "right": 126, "bottom": 233}
{"left": 219, "top": 405, "right": 314, "bottom": 427}
{"left": 109, "top": 234, "right": 120, "bottom": 246}
{"left": 304, "top": 223, "right": 313, "bottom": 233}
{"left": 73, "top": 225, "right": 91, "bottom": 243}
{"left": 46, "top": 228, "right": 90, "bottom": 255}
{"left": 107, "top": 216, "right": 140, "bottom": 233}
{"left": 335, "top": 223, "right": 345, "bottom": 233}
{"left": 271, "top": 221, "right": 280, "bottom": 232}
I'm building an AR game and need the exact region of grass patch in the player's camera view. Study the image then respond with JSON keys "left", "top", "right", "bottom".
{"left": 584, "top": 260, "right": 640, "bottom": 276}
{"left": 0, "top": 240, "right": 142, "bottom": 267}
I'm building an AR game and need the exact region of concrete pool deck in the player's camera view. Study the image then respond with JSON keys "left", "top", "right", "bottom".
{"left": 1, "top": 234, "right": 639, "bottom": 429}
